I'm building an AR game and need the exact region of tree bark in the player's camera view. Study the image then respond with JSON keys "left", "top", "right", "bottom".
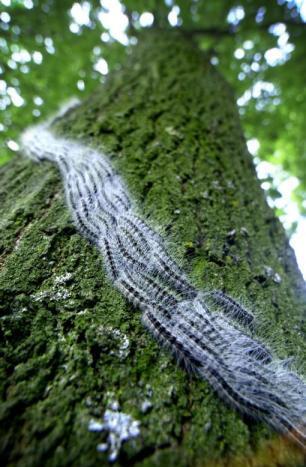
{"left": 0, "top": 31, "right": 305, "bottom": 467}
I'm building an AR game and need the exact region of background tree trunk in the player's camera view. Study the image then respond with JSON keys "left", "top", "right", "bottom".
{"left": 0, "top": 31, "right": 305, "bottom": 467}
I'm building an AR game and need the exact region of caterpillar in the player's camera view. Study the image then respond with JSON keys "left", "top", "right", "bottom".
{"left": 20, "top": 103, "right": 306, "bottom": 449}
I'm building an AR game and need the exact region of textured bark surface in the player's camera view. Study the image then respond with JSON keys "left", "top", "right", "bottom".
{"left": 0, "top": 31, "right": 305, "bottom": 467}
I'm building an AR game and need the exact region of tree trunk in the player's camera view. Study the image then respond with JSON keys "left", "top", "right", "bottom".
{"left": 0, "top": 31, "right": 305, "bottom": 467}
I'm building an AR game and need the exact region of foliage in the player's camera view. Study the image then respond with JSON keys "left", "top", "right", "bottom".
{"left": 0, "top": 0, "right": 305, "bottom": 212}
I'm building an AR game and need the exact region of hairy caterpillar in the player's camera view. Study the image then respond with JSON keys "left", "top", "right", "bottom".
{"left": 20, "top": 103, "right": 306, "bottom": 449}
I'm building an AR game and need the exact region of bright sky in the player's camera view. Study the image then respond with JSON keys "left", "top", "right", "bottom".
{"left": 248, "top": 140, "right": 306, "bottom": 279}
{"left": 295, "top": 0, "right": 306, "bottom": 19}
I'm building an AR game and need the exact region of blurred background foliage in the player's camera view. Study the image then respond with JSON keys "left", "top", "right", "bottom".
{"left": 0, "top": 0, "right": 305, "bottom": 255}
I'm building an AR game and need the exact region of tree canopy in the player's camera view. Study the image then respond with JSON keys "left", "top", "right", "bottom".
{"left": 1, "top": 0, "right": 305, "bottom": 217}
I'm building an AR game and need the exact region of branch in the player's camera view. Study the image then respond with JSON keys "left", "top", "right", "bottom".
{"left": 183, "top": 19, "right": 306, "bottom": 38}
{"left": 182, "top": 27, "right": 235, "bottom": 37}
{"left": 263, "top": 19, "right": 306, "bottom": 30}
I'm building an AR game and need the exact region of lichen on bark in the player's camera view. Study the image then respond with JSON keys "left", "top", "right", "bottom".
{"left": 0, "top": 31, "right": 305, "bottom": 467}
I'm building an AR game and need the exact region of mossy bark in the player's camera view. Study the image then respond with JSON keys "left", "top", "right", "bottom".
{"left": 0, "top": 31, "right": 305, "bottom": 467}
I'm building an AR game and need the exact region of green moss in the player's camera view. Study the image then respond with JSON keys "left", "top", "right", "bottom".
{"left": 0, "top": 31, "right": 305, "bottom": 466}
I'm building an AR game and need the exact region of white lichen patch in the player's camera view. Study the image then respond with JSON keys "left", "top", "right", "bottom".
{"left": 54, "top": 272, "right": 73, "bottom": 285}
{"left": 31, "top": 288, "right": 70, "bottom": 302}
{"left": 0, "top": 307, "right": 28, "bottom": 321}
{"left": 140, "top": 400, "right": 153, "bottom": 414}
{"left": 273, "top": 272, "right": 282, "bottom": 284}
{"left": 88, "top": 419, "right": 104, "bottom": 432}
{"left": 96, "top": 325, "right": 130, "bottom": 359}
{"left": 88, "top": 398, "right": 140, "bottom": 462}
{"left": 31, "top": 272, "right": 73, "bottom": 302}
{"left": 263, "top": 265, "right": 282, "bottom": 284}
{"left": 111, "top": 330, "right": 129, "bottom": 359}
{"left": 165, "top": 125, "right": 182, "bottom": 138}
